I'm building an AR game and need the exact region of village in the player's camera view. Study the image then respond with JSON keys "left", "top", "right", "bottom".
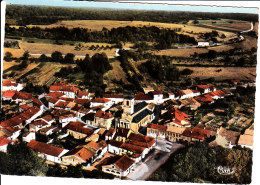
{"left": 0, "top": 77, "right": 255, "bottom": 180}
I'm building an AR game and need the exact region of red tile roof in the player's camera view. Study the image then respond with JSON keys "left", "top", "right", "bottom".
{"left": 2, "top": 90, "right": 16, "bottom": 98}
{"left": 147, "top": 123, "right": 167, "bottom": 131}
{"left": 174, "top": 109, "right": 189, "bottom": 124}
{"left": 63, "top": 147, "right": 94, "bottom": 162}
{"left": 13, "top": 91, "right": 33, "bottom": 100}
{"left": 74, "top": 98, "right": 90, "bottom": 105}
{"left": 3, "top": 80, "right": 18, "bottom": 87}
{"left": 197, "top": 84, "right": 215, "bottom": 90}
{"left": 103, "top": 94, "right": 124, "bottom": 99}
{"left": 120, "top": 143, "right": 145, "bottom": 154}
{"left": 67, "top": 122, "right": 94, "bottom": 136}
{"left": 182, "top": 127, "right": 211, "bottom": 141}
{"left": 45, "top": 92, "right": 64, "bottom": 98}
{"left": 114, "top": 155, "right": 135, "bottom": 171}
{"left": 91, "top": 98, "right": 111, "bottom": 103}
{"left": 128, "top": 133, "right": 155, "bottom": 148}
{"left": 106, "top": 128, "right": 115, "bottom": 137}
{"left": 48, "top": 97, "right": 59, "bottom": 104}
{"left": 20, "top": 104, "right": 31, "bottom": 110}
{"left": 0, "top": 136, "right": 13, "bottom": 146}
{"left": 77, "top": 91, "right": 89, "bottom": 98}
{"left": 195, "top": 94, "right": 214, "bottom": 103}
{"left": 151, "top": 91, "right": 163, "bottom": 95}
{"left": 108, "top": 140, "right": 124, "bottom": 148}
{"left": 32, "top": 97, "right": 43, "bottom": 107}
{"left": 27, "top": 140, "right": 65, "bottom": 157}
{"left": 135, "top": 92, "right": 153, "bottom": 100}
{"left": 50, "top": 84, "right": 79, "bottom": 93}
{"left": 94, "top": 110, "right": 114, "bottom": 119}
{"left": 31, "top": 120, "right": 49, "bottom": 126}
{"left": 54, "top": 101, "right": 70, "bottom": 108}
{"left": 208, "top": 90, "right": 226, "bottom": 97}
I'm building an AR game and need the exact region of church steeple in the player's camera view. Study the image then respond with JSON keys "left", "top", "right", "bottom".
{"left": 123, "top": 95, "right": 134, "bottom": 115}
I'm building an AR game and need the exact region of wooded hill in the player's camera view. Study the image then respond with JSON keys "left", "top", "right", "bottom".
{"left": 6, "top": 5, "right": 258, "bottom": 26}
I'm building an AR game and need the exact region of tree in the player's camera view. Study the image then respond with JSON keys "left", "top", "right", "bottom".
{"left": 4, "top": 52, "right": 13, "bottom": 62}
{"left": 22, "top": 51, "right": 30, "bottom": 60}
{"left": 51, "top": 51, "right": 63, "bottom": 63}
{"left": 2, "top": 142, "right": 48, "bottom": 176}
{"left": 181, "top": 68, "right": 193, "bottom": 77}
{"left": 38, "top": 54, "right": 49, "bottom": 62}
{"left": 63, "top": 53, "right": 75, "bottom": 63}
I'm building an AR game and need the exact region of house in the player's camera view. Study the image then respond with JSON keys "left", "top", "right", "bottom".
{"left": 102, "top": 155, "right": 135, "bottom": 177}
{"left": 29, "top": 120, "right": 49, "bottom": 132}
{"left": 134, "top": 92, "right": 154, "bottom": 103}
{"left": 49, "top": 84, "right": 79, "bottom": 98}
{"left": 2, "top": 90, "right": 16, "bottom": 101}
{"left": 84, "top": 140, "right": 108, "bottom": 161}
{"left": 143, "top": 87, "right": 154, "bottom": 94}
{"left": 179, "top": 98, "right": 201, "bottom": 110}
{"left": 182, "top": 127, "right": 213, "bottom": 142}
{"left": 93, "top": 111, "right": 114, "bottom": 130}
{"left": 197, "top": 41, "right": 210, "bottom": 47}
{"left": 105, "top": 128, "right": 116, "bottom": 140}
{"left": 238, "top": 129, "right": 254, "bottom": 149}
{"left": 149, "top": 91, "right": 164, "bottom": 104}
{"left": 77, "top": 90, "right": 90, "bottom": 99}
{"left": 0, "top": 136, "right": 14, "bottom": 152}
{"left": 170, "top": 109, "right": 191, "bottom": 127}
{"left": 103, "top": 94, "right": 124, "bottom": 104}
{"left": 107, "top": 140, "right": 147, "bottom": 162}
{"left": 195, "top": 94, "right": 215, "bottom": 104}
{"left": 22, "top": 132, "right": 36, "bottom": 143}
{"left": 179, "top": 89, "right": 198, "bottom": 99}
{"left": 27, "top": 140, "right": 68, "bottom": 163}
{"left": 147, "top": 123, "right": 167, "bottom": 139}
{"left": 208, "top": 90, "right": 226, "bottom": 100}
{"left": 2, "top": 80, "right": 23, "bottom": 91}
{"left": 114, "top": 127, "right": 132, "bottom": 142}
{"left": 195, "top": 84, "right": 216, "bottom": 94}
{"left": 127, "top": 133, "right": 155, "bottom": 151}
{"left": 82, "top": 113, "right": 95, "bottom": 125}
{"left": 209, "top": 127, "right": 240, "bottom": 148}
{"left": 62, "top": 146, "right": 95, "bottom": 166}
{"left": 66, "top": 121, "right": 94, "bottom": 139}
{"left": 0, "top": 127, "right": 21, "bottom": 140}
{"left": 39, "top": 126, "right": 57, "bottom": 136}
{"left": 1, "top": 106, "right": 43, "bottom": 128}
{"left": 90, "top": 98, "right": 113, "bottom": 111}
{"left": 119, "top": 97, "right": 155, "bottom": 133}
{"left": 166, "top": 125, "right": 186, "bottom": 142}
{"left": 168, "top": 92, "right": 175, "bottom": 100}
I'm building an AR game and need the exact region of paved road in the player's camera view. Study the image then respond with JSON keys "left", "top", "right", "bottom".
{"left": 126, "top": 139, "right": 184, "bottom": 180}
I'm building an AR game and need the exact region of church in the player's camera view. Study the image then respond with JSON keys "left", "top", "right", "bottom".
{"left": 117, "top": 96, "right": 155, "bottom": 133}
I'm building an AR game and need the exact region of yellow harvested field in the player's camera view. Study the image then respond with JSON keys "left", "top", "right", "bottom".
{"left": 27, "top": 63, "right": 75, "bottom": 85}
{"left": 26, "top": 20, "right": 234, "bottom": 37}
{"left": 177, "top": 66, "right": 256, "bottom": 81}
{"left": 13, "top": 63, "right": 40, "bottom": 79}
{"left": 152, "top": 48, "right": 208, "bottom": 57}
{"left": 4, "top": 48, "right": 25, "bottom": 58}
{"left": 3, "top": 61, "right": 19, "bottom": 71}
{"left": 20, "top": 42, "right": 117, "bottom": 57}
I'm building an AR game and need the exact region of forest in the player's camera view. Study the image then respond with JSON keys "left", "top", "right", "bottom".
{"left": 5, "top": 5, "right": 258, "bottom": 26}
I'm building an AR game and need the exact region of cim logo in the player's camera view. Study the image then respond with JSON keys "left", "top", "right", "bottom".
{"left": 216, "top": 166, "right": 236, "bottom": 175}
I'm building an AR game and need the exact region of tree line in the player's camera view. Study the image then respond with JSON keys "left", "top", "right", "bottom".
{"left": 6, "top": 5, "right": 258, "bottom": 26}
{"left": 5, "top": 25, "right": 196, "bottom": 49}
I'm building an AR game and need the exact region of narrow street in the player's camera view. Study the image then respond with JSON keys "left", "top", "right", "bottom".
{"left": 126, "top": 139, "right": 184, "bottom": 180}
